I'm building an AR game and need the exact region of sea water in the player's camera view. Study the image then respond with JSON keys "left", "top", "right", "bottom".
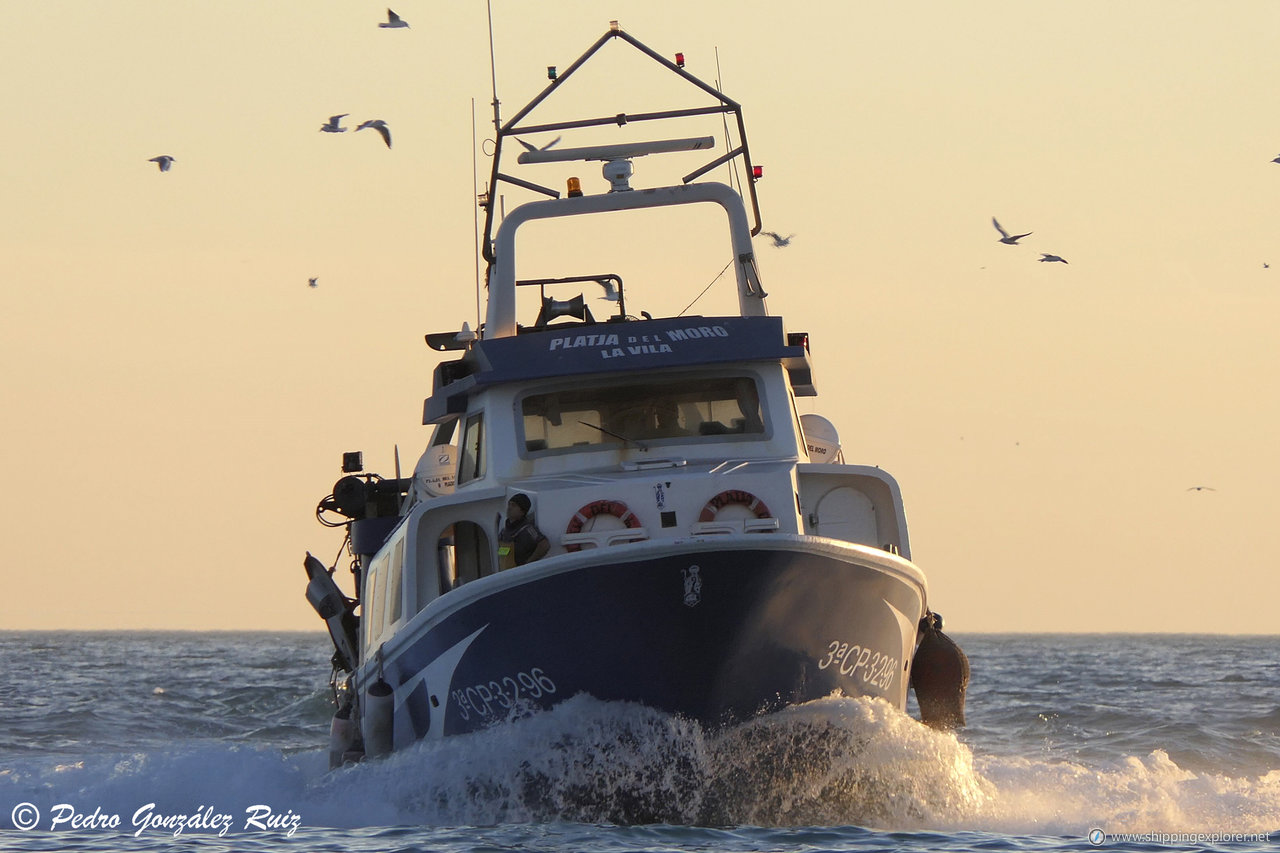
{"left": 2, "top": 631, "right": 1277, "bottom": 851}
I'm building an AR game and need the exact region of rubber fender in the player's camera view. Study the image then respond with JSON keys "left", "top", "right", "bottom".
{"left": 328, "top": 702, "right": 360, "bottom": 770}
{"left": 362, "top": 679, "right": 395, "bottom": 758}
{"left": 910, "top": 613, "right": 969, "bottom": 730}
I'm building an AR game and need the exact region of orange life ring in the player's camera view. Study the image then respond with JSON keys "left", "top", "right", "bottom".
{"left": 564, "top": 499, "right": 641, "bottom": 552}
{"left": 699, "top": 489, "right": 772, "bottom": 523}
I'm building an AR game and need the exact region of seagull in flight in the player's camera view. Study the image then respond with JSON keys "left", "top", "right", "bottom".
{"left": 516, "top": 136, "right": 561, "bottom": 153}
{"left": 148, "top": 155, "right": 175, "bottom": 172}
{"left": 1186, "top": 486, "right": 1216, "bottom": 492}
{"left": 320, "top": 114, "right": 348, "bottom": 133}
{"left": 308, "top": 277, "right": 318, "bottom": 288}
{"left": 379, "top": 8, "right": 409, "bottom": 28}
{"left": 1039, "top": 253, "right": 1068, "bottom": 264}
{"left": 596, "top": 278, "right": 620, "bottom": 302}
{"left": 356, "top": 119, "right": 392, "bottom": 148}
{"left": 993, "top": 217, "right": 1032, "bottom": 245}
{"left": 760, "top": 231, "right": 794, "bottom": 248}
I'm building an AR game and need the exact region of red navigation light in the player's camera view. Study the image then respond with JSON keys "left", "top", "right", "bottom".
{"left": 752, "top": 165, "right": 764, "bottom": 179}
{"left": 675, "top": 52, "right": 685, "bottom": 68}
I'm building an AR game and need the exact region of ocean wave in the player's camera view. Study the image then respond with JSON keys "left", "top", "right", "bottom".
{"left": 4, "top": 694, "right": 1278, "bottom": 835}
{"left": 969, "top": 750, "right": 1280, "bottom": 837}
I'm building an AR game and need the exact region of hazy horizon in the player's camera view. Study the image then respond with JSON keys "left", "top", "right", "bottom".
{"left": 4, "top": 1, "right": 1277, "bottom": 633}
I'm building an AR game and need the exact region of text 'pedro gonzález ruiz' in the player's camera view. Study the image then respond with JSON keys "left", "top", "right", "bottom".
{"left": 44, "top": 802, "right": 302, "bottom": 837}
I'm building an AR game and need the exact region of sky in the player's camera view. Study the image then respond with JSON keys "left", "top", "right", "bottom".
{"left": 3, "top": 1, "right": 1278, "bottom": 634}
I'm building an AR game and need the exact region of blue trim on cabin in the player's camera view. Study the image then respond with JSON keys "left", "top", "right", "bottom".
{"left": 425, "top": 316, "right": 810, "bottom": 424}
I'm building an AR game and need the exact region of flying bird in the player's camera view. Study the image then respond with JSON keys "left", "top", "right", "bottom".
{"left": 760, "top": 231, "right": 794, "bottom": 248}
{"left": 1186, "top": 486, "right": 1216, "bottom": 492}
{"left": 148, "top": 155, "right": 175, "bottom": 172}
{"left": 379, "top": 8, "right": 408, "bottom": 28}
{"left": 356, "top": 119, "right": 392, "bottom": 148}
{"left": 595, "top": 278, "right": 620, "bottom": 301}
{"left": 1039, "top": 253, "right": 1068, "bottom": 264}
{"left": 516, "top": 136, "right": 562, "bottom": 153}
{"left": 1272, "top": 156, "right": 1280, "bottom": 164}
{"left": 320, "top": 114, "right": 348, "bottom": 133}
{"left": 308, "top": 277, "right": 318, "bottom": 288}
{"left": 993, "top": 217, "right": 1032, "bottom": 245}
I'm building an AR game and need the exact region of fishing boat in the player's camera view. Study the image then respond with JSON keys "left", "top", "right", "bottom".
{"left": 303, "top": 23, "right": 967, "bottom": 767}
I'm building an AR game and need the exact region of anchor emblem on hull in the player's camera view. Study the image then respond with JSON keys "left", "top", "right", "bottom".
{"left": 682, "top": 565, "right": 702, "bottom": 607}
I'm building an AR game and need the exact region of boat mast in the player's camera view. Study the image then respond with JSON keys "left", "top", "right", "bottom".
{"left": 477, "top": 25, "right": 765, "bottom": 270}
{"left": 477, "top": 0, "right": 504, "bottom": 333}
{"left": 485, "top": 0, "right": 501, "bottom": 134}
{"left": 471, "top": 98, "right": 483, "bottom": 331}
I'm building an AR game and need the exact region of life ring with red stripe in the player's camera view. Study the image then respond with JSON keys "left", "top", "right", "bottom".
{"left": 699, "top": 489, "right": 772, "bottom": 523}
{"left": 564, "top": 499, "right": 641, "bottom": 552}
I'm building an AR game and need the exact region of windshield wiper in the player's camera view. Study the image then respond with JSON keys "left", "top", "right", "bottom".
{"left": 579, "top": 421, "right": 648, "bottom": 451}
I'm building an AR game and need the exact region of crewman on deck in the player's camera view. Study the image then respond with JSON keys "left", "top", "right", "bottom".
{"left": 498, "top": 493, "right": 550, "bottom": 568}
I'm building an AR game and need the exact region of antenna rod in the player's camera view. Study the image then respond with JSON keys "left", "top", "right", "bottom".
{"left": 471, "top": 98, "right": 483, "bottom": 329}
{"left": 486, "top": 0, "right": 501, "bottom": 132}
{"left": 714, "top": 47, "right": 741, "bottom": 194}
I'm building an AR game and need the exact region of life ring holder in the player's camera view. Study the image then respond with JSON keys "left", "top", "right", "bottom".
{"left": 698, "top": 489, "right": 772, "bottom": 523}
{"left": 564, "top": 499, "right": 642, "bottom": 552}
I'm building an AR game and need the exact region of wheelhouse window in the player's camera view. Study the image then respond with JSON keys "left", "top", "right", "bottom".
{"left": 458, "top": 412, "right": 485, "bottom": 484}
{"left": 520, "top": 375, "right": 765, "bottom": 453}
{"left": 362, "top": 551, "right": 388, "bottom": 651}
{"left": 388, "top": 539, "right": 404, "bottom": 628}
{"left": 362, "top": 537, "right": 404, "bottom": 652}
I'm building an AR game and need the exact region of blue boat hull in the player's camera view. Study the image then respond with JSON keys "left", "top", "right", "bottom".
{"left": 365, "top": 540, "right": 927, "bottom": 746}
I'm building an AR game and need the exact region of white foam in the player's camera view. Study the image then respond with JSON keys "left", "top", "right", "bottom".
{"left": 1, "top": 744, "right": 314, "bottom": 831}
{"left": 6, "top": 697, "right": 1279, "bottom": 833}
{"left": 962, "top": 750, "right": 1280, "bottom": 836}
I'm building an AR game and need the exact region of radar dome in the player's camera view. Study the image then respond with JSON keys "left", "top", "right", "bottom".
{"left": 800, "top": 414, "right": 842, "bottom": 463}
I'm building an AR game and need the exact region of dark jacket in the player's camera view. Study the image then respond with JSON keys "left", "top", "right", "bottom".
{"left": 498, "top": 516, "right": 548, "bottom": 566}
